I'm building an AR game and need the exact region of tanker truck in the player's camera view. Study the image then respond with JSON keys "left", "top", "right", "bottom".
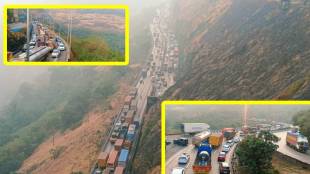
{"left": 286, "top": 130, "right": 309, "bottom": 153}
{"left": 192, "top": 143, "right": 212, "bottom": 174}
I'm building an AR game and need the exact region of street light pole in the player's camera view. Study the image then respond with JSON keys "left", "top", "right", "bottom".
{"left": 26, "top": 8, "right": 30, "bottom": 61}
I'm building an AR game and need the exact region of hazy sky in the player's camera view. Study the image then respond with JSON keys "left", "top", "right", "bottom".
{"left": 0, "top": 0, "right": 168, "bottom": 107}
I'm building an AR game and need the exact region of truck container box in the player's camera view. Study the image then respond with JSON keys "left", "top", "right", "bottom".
{"left": 209, "top": 133, "right": 223, "bottom": 148}
{"left": 107, "top": 150, "right": 119, "bottom": 169}
{"left": 130, "top": 99, "right": 138, "bottom": 111}
{"left": 97, "top": 152, "right": 109, "bottom": 169}
{"left": 118, "top": 149, "right": 129, "bottom": 167}
{"left": 125, "top": 110, "right": 135, "bottom": 124}
{"left": 124, "top": 140, "right": 132, "bottom": 149}
{"left": 115, "top": 139, "right": 124, "bottom": 151}
{"left": 114, "top": 166, "right": 125, "bottom": 174}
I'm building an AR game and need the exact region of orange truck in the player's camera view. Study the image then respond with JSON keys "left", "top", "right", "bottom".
{"left": 114, "top": 166, "right": 125, "bottom": 174}
{"left": 115, "top": 139, "right": 124, "bottom": 151}
{"left": 209, "top": 133, "right": 223, "bottom": 148}
{"left": 107, "top": 150, "right": 119, "bottom": 171}
{"left": 97, "top": 152, "right": 109, "bottom": 169}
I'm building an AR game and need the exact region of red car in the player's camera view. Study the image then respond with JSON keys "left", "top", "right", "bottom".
{"left": 218, "top": 151, "right": 226, "bottom": 162}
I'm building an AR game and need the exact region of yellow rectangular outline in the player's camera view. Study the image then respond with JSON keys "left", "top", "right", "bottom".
{"left": 3, "top": 4, "right": 129, "bottom": 66}
{"left": 161, "top": 100, "right": 310, "bottom": 174}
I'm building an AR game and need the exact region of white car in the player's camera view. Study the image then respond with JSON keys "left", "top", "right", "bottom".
{"left": 233, "top": 137, "right": 240, "bottom": 143}
{"left": 29, "top": 41, "right": 36, "bottom": 46}
{"left": 227, "top": 140, "right": 234, "bottom": 147}
{"left": 52, "top": 49, "right": 61, "bottom": 58}
{"left": 58, "top": 44, "right": 65, "bottom": 51}
{"left": 171, "top": 167, "right": 185, "bottom": 174}
{"left": 222, "top": 144, "right": 230, "bottom": 153}
{"left": 178, "top": 153, "right": 190, "bottom": 165}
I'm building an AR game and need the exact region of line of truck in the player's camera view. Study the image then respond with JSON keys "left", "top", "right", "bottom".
{"left": 93, "top": 88, "right": 140, "bottom": 174}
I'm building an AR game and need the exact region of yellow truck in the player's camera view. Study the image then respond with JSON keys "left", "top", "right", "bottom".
{"left": 209, "top": 133, "right": 223, "bottom": 148}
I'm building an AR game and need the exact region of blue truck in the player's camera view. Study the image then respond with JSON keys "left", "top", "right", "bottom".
{"left": 118, "top": 149, "right": 129, "bottom": 167}
{"left": 193, "top": 143, "right": 213, "bottom": 173}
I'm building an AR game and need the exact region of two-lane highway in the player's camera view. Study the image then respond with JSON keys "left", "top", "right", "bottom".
{"left": 166, "top": 135, "right": 237, "bottom": 174}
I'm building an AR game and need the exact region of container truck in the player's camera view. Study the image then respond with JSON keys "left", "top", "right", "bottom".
{"left": 222, "top": 128, "right": 236, "bottom": 140}
{"left": 125, "top": 110, "right": 135, "bottom": 124}
{"left": 209, "top": 133, "right": 223, "bottom": 148}
{"left": 193, "top": 143, "right": 212, "bottom": 174}
{"left": 182, "top": 123, "right": 210, "bottom": 134}
{"left": 97, "top": 152, "right": 109, "bottom": 169}
{"left": 130, "top": 99, "right": 138, "bottom": 111}
{"left": 115, "top": 139, "right": 124, "bottom": 151}
{"left": 133, "top": 117, "right": 140, "bottom": 128}
{"left": 117, "top": 149, "right": 129, "bottom": 167}
{"left": 107, "top": 150, "right": 119, "bottom": 171}
{"left": 192, "top": 131, "right": 211, "bottom": 147}
{"left": 114, "top": 166, "right": 125, "bottom": 174}
{"left": 286, "top": 130, "right": 309, "bottom": 153}
{"left": 124, "top": 124, "right": 136, "bottom": 149}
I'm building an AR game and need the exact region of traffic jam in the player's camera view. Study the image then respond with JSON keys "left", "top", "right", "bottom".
{"left": 11, "top": 20, "right": 68, "bottom": 62}
{"left": 92, "top": 6, "right": 179, "bottom": 174}
{"left": 167, "top": 128, "right": 240, "bottom": 174}
{"left": 166, "top": 120, "right": 305, "bottom": 174}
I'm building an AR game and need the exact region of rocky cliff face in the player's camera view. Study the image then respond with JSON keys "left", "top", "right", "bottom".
{"left": 134, "top": 0, "right": 310, "bottom": 173}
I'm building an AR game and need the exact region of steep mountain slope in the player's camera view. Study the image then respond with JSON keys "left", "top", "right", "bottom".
{"left": 169, "top": 0, "right": 310, "bottom": 99}
{"left": 134, "top": 0, "right": 310, "bottom": 173}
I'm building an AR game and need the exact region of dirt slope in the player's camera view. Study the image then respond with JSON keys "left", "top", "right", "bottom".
{"left": 18, "top": 82, "right": 131, "bottom": 174}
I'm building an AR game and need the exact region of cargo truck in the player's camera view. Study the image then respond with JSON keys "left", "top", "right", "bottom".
{"left": 130, "top": 99, "right": 138, "bottom": 111}
{"left": 117, "top": 149, "right": 129, "bottom": 167}
{"left": 209, "top": 133, "right": 223, "bottom": 148}
{"left": 286, "top": 130, "right": 309, "bottom": 153}
{"left": 192, "top": 131, "right": 211, "bottom": 147}
{"left": 222, "top": 128, "right": 236, "bottom": 140}
{"left": 97, "top": 152, "right": 109, "bottom": 169}
{"left": 124, "top": 124, "right": 136, "bottom": 149}
{"left": 115, "top": 139, "right": 124, "bottom": 151}
{"left": 107, "top": 150, "right": 119, "bottom": 171}
{"left": 125, "top": 110, "right": 135, "bottom": 124}
{"left": 114, "top": 166, "right": 125, "bottom": 174}
{"left": 193, "top": 143, "right": 212, "bottom": 174}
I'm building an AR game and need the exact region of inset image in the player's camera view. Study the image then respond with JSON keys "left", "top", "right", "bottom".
{"left": 4, "top": 5, "right": 128, "bottom": 65}
{"left": 162, "top": 101, "right": 310, "bottom": 174}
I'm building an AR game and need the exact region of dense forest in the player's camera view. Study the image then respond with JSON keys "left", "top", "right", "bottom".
{"left": 0, "top": 67, "right": 126, "bottom": 173}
